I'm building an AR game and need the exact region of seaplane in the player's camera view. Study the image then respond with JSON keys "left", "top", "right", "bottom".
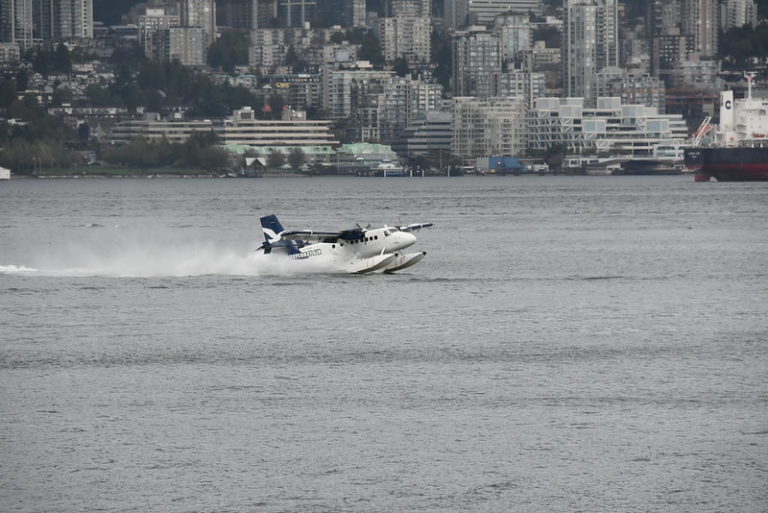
{"left": 255, "top": 214, "right": 433, "bottom": 273}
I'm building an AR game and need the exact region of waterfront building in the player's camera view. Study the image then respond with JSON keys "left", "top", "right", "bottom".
{"left": 110, "top": 106, "right": 339, "bottom": 152}
{"left": 452, "top": 96, "right": 527, "bottom": 162}
{"left": 393, "top": 110, "right": 453, "bottom": 160}
{"left": 216, "top": 106, "right": 339, "bottom": 147}
{"left": 109, "top": 114, "right": 214, "bottom": 145}
{"left": 527, "top": 96, "right": 688, "bottom": 156}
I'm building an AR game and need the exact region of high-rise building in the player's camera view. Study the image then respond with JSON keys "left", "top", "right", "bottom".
{"left": 723, "top": 0, "right": 758, "bottom": 28}
{"left": 721, "top": 0, "right": 758, "bottom": 29}
{"left": 315, "top": 0, "right": 365, "bottom": 27}
{"left": 377, "top": 15, "right": 431, "bottom": 66}
{"left": 563, "top": 0, "right": 618, "bottom": 102}
{"left": 163, "top": 26, "right": 207, "bottom": 66}
{"left": 217, "top": 0, "right": 277, "bottom": 29}
{"left": 138, "top": 7, "right": 179, "bottom": 59}
{"left": 452, "top": 26, "right": 501, "bottom": 97}
{"left": 386, "top": 0, "right": 431, "bottom": 17}
{"left": 681, "top": 0, "right": 718, "bottom": 58}
{"left": 452, "top": 96, "right": 527, "bottom": 161}
{"left": 467, "top": 0, "right": 541, "bottom": 26}
{"left": 444, "top": 0, "right": 468, "bottom": 29}
{"left": 56, "top": 0, "right": 93, "bottom": 39}
{"left": 493, "top": 13, "right": 532, "bottom": 64}
{"left": 180, "top": 0, "right": 215, "bottom": 45}
{"left": 1, "top": 0, "right": 33, "bottom": 49}
{"left": 29, "top": 0, "right": 93, "bottom": 41}
{"left": 277, "top": 0, "right": 316, "bottom": 27}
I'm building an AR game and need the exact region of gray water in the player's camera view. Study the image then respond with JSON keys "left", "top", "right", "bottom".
{"left": 1, "top": 176, "right": 766, "bottom": 512}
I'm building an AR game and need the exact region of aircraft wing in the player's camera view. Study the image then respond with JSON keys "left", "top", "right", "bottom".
{"left": 397, "top": 223, "right": 433, "bottom": 232}
{"left": 280, "top": 230, "right": 343, "bottom": 242}
{"left": 281, "top": 228, "right": 365, "bottom": 243}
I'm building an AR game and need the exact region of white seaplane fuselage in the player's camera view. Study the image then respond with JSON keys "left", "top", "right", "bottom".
{"left": 256, "top": 223, "right": 429, "bottom": 274}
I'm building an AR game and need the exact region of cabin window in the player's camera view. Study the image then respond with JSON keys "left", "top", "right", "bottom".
{"left": 332, "top": 244, "right": 336, "bottom": 249}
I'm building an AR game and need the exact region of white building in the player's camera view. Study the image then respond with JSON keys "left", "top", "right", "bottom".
{"left": 452, "top": 96, "right": 527, "bottom": 161}
{"left": 467, "top": 0, "right": 542, "bottom": 27}
{"left": 452, "top": 26, "right": 501, "bottom": 98}
{"left": 0, "top": 42, "right": 20, "bottom": 62}
{"left": 681, "top": 0, "right": 719, "bottom": 59}
{"left": 444, "top": 0, "right": 468, "bottom": 29}
{"left": 110, "top": 107, "right": 340, "bottom": 150}
{"left": 377, "top": 16, "right": 431, "bottom": 66}
{"left": 138, "top": 7, "right": 180, "bottom": 60}
{"left": 393, "top": 110, "right": 453, "bottom": 159}
{"left": 494, "top": 13, "right": 533, "bottom": 64}
{"left": 563, "top": 0, "right": 618, "bottom": 103}
{"left": 721, "top": 0, "right": 758, "bottom": 29}
{"left": 350, "top": 74, "right": 444, "bottom": 142}
{"left": 528, "top": 96, "right": 688, "bottom": 156}
{"left": 1, "top": 0, "right": 33, "bottom": 49}
{"left": 322, "top": 64, "right": 394, "bottom": 119}
{"left": 217, "top": 106, "right": 339, "bottom": 147}
{"left": 163, "top": 26, "right": 207, "bottom": 66}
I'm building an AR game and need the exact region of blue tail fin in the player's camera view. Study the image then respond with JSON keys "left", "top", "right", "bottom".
{"left": 259, "top": 214, "right": 300, "bottom": 255}
{"left": 260, "top": 214, "right": 285, "bottom": 244}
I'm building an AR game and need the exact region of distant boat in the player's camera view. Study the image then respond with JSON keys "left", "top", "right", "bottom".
{"left": 374, "top": 162, "right": 407, "bottom": 177}
{"left": 0, "top": 167, "right": 10, "bottom": 180}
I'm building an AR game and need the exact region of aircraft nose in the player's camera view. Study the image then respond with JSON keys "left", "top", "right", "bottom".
{"left": 399, "top": 232, "right": 417, "bottom": 249}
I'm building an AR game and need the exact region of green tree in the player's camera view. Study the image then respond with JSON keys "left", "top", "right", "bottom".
{"left": 54, "top": 43, "right": 72, "bottom": 73}
{"left": 287, "top": 147, "right": 306, "bottom": 170}
{"left": 207, "top": 31, "right": 249, "bottom": 72}
{"left": 267, "top": 149, "right": 286, "bottom": 169}
{"left": 393, "top": 57, "right": 411, "bottom": 77}
{"left": 360, "top": 33, "right": 385, "bottom": 67}
{"left": 0, "top": 80, "right": 17, "bottom": 110}
{"left": 52, "top": 87, "right": 73, "bottom": 106}
{"left": 430, "top": 30, "right": 451, "bottom": 90}
{"left": 15, "top": 70, "right": 28, "bottom": 92}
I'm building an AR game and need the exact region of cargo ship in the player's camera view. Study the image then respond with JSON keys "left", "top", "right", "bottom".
{"left": 684, "top": 73, "right": 768, "bottom": 182}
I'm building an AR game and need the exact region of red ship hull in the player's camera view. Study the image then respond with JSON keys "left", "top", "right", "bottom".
{"left": 685, "top": 147, "right": 768, "bottom": 182}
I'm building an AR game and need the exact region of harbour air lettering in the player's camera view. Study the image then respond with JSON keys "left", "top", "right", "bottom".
{"left": 292, "top": 248, "right": 322, "bottom": 260}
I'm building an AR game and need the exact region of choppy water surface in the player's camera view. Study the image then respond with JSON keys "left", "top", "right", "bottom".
{"left": 1, "top": 176, "right": 766, "bottom": 512}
